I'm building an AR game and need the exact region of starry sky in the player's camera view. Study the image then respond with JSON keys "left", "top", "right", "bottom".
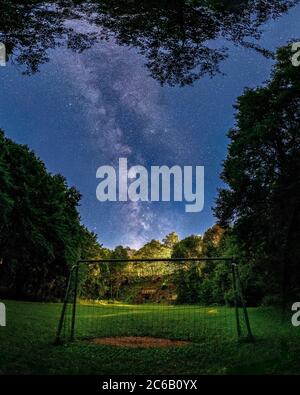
{"left": 0, "top": 3, "right": 299, "bottom": 249}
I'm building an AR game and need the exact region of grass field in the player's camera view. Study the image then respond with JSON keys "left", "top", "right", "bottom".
{"left": 1, "top": 300, "right": 300, "bottom": 375}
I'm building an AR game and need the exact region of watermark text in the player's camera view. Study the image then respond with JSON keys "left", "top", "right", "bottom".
{"left": 291, "top": 302, "right": 300, "bottom": 327}
{"left": 96, "top": 158, "right": 204, "bottom": 213}
{"left": 0, "top": 43, "right": 6, "bottom": 66}
{"left": 0, "top": 302, "right": 6, "bottom": 327}
{"left": 291, "top": 42, "right": 300, "bottom": 67}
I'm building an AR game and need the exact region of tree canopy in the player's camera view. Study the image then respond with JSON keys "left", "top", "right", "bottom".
{"left": 215, "top": 44, "right": 300, "bottom": 303}
{"left": 0, "top": 130, "right": 96, "bottom": 299}
{"left": 1, "top": 0, "right": 298, "bottom": 85}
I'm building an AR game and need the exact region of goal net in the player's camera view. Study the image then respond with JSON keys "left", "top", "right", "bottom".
{"left": 55, "top": 258, "right": 253, "bottom": 346}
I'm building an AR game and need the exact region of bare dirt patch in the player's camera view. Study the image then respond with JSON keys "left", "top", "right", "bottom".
{"left": 88, "top": 336, "right": 191, "bottom": 348}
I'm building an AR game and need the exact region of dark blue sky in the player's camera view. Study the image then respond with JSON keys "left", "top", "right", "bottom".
{"left": 0, "top": 4, "right": 299, "bottom": 249}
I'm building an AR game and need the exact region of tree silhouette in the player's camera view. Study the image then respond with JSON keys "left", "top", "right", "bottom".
{"left": 0, "top": 129, "right": 95, "bottom": 300}
{"left": 0, "top": 1, "right": 99, "bottom": 74}
{"left": 215, "top": 44, "right": 300, "bottom": 304}
{"left": 90, "top": 0, "right": 298, "bottom": 86}
{"left": 0, "top": 0, "right": 298, "bottom": 84}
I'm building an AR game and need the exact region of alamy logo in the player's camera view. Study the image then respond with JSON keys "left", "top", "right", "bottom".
{"left": 96, "top": 158, "right": 205, "bottom": 213}
{"left": 0, "top": 43, "right": 6, "bottom": 67}
{"left": 291, "top": 42, "right": 300, "bottom": 67}
{"left": 291, "top": 302, "right": 300, "bottom": 327}
{"left": 0, "top": 302, "right": 6, "bottom": 327}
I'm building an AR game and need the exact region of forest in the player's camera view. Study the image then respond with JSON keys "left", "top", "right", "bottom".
{"left": 0, "top": 43, "right": 299, "bottom": 308}
{"left": 1, "top": 0, "right": 300, "bottom": 377}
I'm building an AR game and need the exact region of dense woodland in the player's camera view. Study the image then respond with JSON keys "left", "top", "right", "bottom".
{"left": 0, "top": 44, "right": 299, "bottom": 306}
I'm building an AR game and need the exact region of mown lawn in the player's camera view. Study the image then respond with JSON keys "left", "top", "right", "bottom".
{"left": 0, "top": 300, "right": 300, "bottom": 375}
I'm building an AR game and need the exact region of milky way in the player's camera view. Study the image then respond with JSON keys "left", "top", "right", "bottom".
{"left": 0, "top": 4, "right": 299, "bottom": 248}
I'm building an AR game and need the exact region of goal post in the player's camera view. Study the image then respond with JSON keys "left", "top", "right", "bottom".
{"left": 55, "top": 257, "right": 254, "bottom": 345}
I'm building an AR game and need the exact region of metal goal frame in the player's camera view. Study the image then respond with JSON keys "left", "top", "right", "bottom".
{"left": 55, "top": 257, "right": 254, "bottom": 344}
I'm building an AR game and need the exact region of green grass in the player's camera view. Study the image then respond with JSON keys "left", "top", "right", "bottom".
{"left": 1, "top": 300, "right": 300, "bottom": 375}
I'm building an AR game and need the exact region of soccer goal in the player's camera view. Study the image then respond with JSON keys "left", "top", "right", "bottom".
{"left": 54, "top": 258, "right": 253, "bottom": 346}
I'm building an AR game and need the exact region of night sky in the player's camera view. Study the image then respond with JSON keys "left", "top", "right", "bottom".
{"left": 0, "top": 4, "right": 299, "bottom": 249}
